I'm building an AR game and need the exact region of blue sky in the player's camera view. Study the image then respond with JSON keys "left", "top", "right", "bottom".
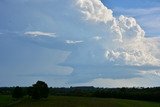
{"left": 0, "top": 0, "right": 160, "bottom": 87}
{"left": 102, "top": 0, "right": 160, "bottom": 36}
{"left": 102, "top": 0, "right": 160, "bottom": 8}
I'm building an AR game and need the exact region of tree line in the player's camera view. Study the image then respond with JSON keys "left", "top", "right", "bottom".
{"left": 0, "top": 81, "right": 160, "bottom": 102}
{"left": 2, "top": 81, "right": 49, "bottom": 100}
{"left": 49, "top": 86, "right": 160, "bottom": 102}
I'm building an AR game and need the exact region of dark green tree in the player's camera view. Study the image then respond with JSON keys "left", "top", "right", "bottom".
{"left": 30, "top": 81, "right": 49, "bottom": 99}
{"left": 12, "top": 86, "right": 24, "bottom": 99}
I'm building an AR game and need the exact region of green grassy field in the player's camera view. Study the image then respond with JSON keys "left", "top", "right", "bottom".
{"left": 0, "top": 95, "right": 13, "bottom": 107}
{"left": 1, "top": 95, "right": 160, "bottom": 107}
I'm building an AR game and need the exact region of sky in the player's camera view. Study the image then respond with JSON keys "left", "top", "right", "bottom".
{"left": 0, "top": 0, "right": 160, "bottom": 87}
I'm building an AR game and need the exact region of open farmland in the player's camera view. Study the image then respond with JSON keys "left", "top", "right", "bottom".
{"left": 1, "top": 96, "right": 159, "bottom": 107}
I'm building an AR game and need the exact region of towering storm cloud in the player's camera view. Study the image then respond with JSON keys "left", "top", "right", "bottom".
{"left": 0, "top": 0, "right": 160, "bottom": 87}
{"left": 76, "top": 0, "right": 160, "bottom": 66}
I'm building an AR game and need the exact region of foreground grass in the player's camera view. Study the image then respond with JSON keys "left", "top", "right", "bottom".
{"left": 0, "top": 95, "right": 23, "bottom": 107}
{"left": 0, "top": 95, "right": 13, "bottom": 107}
{"left": 3, "top": 96, "right": 159, "bottom": 107}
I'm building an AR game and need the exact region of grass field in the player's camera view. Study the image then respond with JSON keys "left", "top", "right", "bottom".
{"left": 1, "top": 95, "right": 160, "bottom": 107}
{"left": 0, "top": 95, "right": 13, "bottom": 107}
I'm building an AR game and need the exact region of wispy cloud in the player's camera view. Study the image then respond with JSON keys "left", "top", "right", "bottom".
{"left": 73, "top": 76, "right": 160, "bottom": 88}
{"left": 139, "top": 70, "right": 160, "bottom": 76}
{"left": 24, "top": 31, "right": 56, "bottom": 37}
{"left": 65, "top": 40, "right": 83, "bottom": 44}
{"left": 92, "top": 36, "right": 102, "bottom": 40}
{"left": 138, "top": 15, "right": 160, "bottom": 29}
{"left": 114, "top": 7, "right": 160, "bottom": 16}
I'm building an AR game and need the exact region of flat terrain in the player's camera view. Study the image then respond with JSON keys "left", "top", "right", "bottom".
{"left": 1, "top": 95, "right": 160, "bottom": 107}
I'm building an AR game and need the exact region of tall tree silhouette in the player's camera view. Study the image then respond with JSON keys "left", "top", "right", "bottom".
{"left": 30, "top": 81, "right": 49, "bottom": 99}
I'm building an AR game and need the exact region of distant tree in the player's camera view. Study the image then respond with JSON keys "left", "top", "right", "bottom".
{"left": 30, "top": 81, "right": 49, "bottom": 99}
{"left": 12, "top": 86, "right": 24, "bottom": 99}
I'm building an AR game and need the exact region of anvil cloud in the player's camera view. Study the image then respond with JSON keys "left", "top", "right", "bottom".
{"left": 0, "top": 0, "right": 160, "bottom": 87}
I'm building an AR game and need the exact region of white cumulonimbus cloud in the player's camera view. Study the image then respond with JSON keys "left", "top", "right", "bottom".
{"left": 0, "top": 0, "right": 160, "bottom": 87}
{"left": 76, "top": 0, "right": 160, "bottom": 66}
